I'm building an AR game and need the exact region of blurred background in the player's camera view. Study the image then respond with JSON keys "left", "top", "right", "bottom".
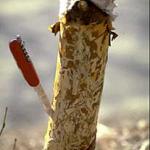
{"left": 0, "top": 0, "right": 149, "bottom": 149}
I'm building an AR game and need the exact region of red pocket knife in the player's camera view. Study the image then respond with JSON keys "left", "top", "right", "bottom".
{"left": 9, "top": 35, "right": 40, "bottom": 87}
{"left": 9, "top": 35, "right": 54, "bottom": 117}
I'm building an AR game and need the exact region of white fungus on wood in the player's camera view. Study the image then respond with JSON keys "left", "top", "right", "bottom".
{"left": 59, "top": 0, "right": 117, "bottom": 18}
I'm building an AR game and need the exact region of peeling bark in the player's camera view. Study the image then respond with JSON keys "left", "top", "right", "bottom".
{"left": 44, "top": 1, "right": 114, "bottom": 150}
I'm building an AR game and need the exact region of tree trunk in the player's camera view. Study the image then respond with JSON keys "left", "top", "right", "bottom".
{"left": 44, "top": 1, "right": 114, "bottom": 150}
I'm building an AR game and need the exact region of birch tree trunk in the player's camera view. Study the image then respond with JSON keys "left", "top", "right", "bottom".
{"left": 44, "top": 1, "right": 115, "bottom": 149}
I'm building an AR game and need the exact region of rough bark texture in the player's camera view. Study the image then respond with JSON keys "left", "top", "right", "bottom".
{"left": 44, "top": 2, "right": 113, "bottom": 150}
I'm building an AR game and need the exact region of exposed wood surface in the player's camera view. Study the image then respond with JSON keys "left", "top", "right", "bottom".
{"left": 44, "top": 2, "right": 113, "bottom": 149}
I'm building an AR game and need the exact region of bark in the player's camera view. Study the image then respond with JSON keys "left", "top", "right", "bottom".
{"left": 44, "top": 1, "right": 114, "bottom": 150}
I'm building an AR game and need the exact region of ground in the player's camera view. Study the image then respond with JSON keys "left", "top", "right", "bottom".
{"left": 0, "top": 119, "right": 149, "bottom": 150}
